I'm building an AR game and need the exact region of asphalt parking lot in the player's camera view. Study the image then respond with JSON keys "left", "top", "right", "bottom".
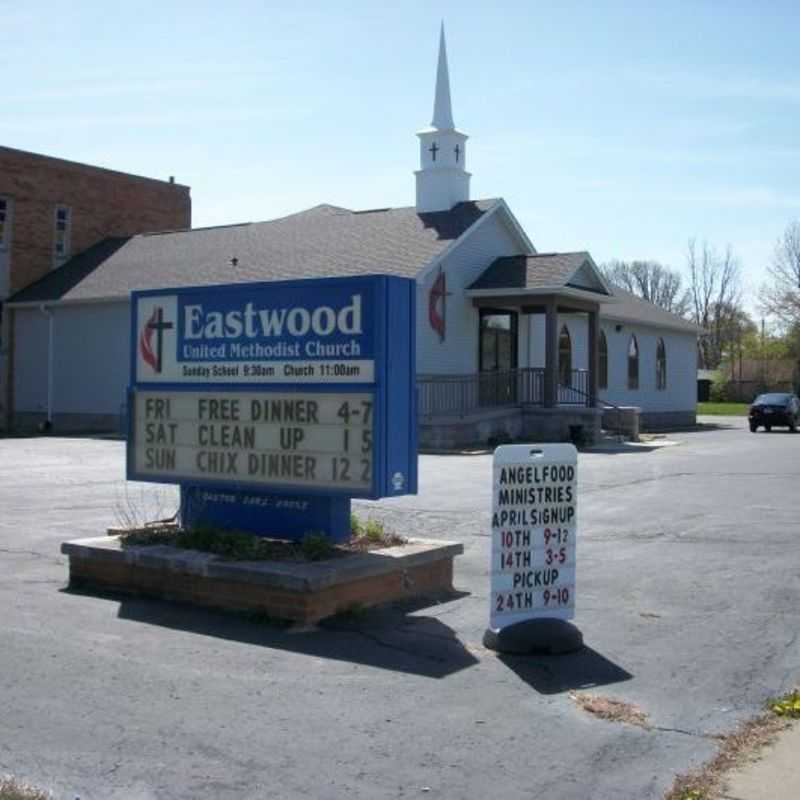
{"left": 1, "top": 416, "right": 799, "bottom": 800}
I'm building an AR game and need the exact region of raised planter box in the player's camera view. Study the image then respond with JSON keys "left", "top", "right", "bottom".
{"left": 61, "top": 536, "right": 463, "bottom": 625}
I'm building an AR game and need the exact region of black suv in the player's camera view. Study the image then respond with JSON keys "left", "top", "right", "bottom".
{"left": 749, "top": 392, "right": 800, "bottom": 432}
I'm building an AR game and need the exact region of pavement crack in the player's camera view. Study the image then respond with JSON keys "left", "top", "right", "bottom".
{"left": 349, "top": 629, "right": 449, "bottom": 663}
{"left": 0, "top": 546, "right": 63, "bottom": 565}
{"left": 651, "top": 724, "right": 722, "bottom": 740}
{"left": 584, "top": 470, "right": 793, "bottom": 494}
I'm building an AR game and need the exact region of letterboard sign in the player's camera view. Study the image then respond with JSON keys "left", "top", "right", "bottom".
{"left": 126, "top": 276, "right": 417, "bottom": 540}
{"left": 490, "top": 444, "right": 577, "bottom": 630}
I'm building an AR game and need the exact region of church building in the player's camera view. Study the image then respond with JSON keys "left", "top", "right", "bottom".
{"left": 2, "top": 27, "right": 700, "bottom": 446}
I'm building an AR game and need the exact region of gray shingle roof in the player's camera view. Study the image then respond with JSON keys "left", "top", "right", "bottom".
{"left": 468, "top": 252, "right": 599, "bottom": 291}
{"left": 467, "top": 253, "right": 701, "bottom": 334}
{"left": 602, "top": 286, "right": 703, "bottom": 333}
{"left": 10, "top": 200, "right": 497, "bottom": 304}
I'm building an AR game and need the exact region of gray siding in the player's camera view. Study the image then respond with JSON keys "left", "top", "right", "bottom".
{"left": 13, "top": 308, "right": 49, "bottom": 413}
{"left": 527, "top": 314, "right": 696, "bottom": 413}
{"left": 600, "top": 324, "right": 696, "bottom": 413}
{"left": 416, "top": 210, "right": 524, "bottom": 375}
{"left": 14, "top": 301, "right": 130, "bottom": 417}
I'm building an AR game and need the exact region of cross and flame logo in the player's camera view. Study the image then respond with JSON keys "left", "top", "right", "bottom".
{"left": 139, "top": 307, "right": 173, "bottom": 373}
{"left": 428, "top": 267, "right": 450, "bottom": 342}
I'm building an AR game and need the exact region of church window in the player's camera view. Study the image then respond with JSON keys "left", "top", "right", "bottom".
{"left": 599, "top": 330, "right": 608, "bottom": 389}
{"left": 54, "top": 205, "right": 71, "bottom": 266}
{"left": 558, "top": 325, "right": 572, "bottom": 386}
{"left": 627, "top": 335, "right": 639, "bottom": 390}
{"left": 656, "top": 338, "right": 667, "bottom": 390}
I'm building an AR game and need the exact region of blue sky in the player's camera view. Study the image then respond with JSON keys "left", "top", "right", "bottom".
{"left": 4, "top": 1, "right": 798, "bottom": 315}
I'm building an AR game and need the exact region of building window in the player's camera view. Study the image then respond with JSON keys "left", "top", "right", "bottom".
{"left": 54, "top": 205, "right": 71, "bottom": 265}
{"left": 627, "top": 334, "right": 639, "bottom": 390}
{"left": 0, "top": 197, "right": 9, "bottom": 250}
{"left": 656, "top": 338, "right": 667, "bottom": 390}
{"left": 478, "top": 309, "right": 518, "bottom": 406}
{"left": 558, "top": 325, "right": 572, "bottom": 386}
{"left": 479, "top": 310, "right": 518, "bottom": 372}
{"left": 599, "top": 330, "right": 608, "bottom": 389}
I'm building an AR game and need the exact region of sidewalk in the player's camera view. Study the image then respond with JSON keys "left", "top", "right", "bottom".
{"left": 722, "top": 721, "right": 800, "bottom": 800}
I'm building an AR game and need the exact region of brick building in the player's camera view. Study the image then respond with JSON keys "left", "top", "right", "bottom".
{"left": 0, "top": 146, "right": 191, "bottom": 428}
{"left": 0, "top": 146, "right": 191, "bottom": 301}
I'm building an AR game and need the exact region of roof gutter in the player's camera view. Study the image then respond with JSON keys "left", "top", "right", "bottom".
{"left": 465, "top": 286, "right": 619, "bottom": 304}
{"left": 6, "top": 294, "right": 128, "bottom": 310}
{"left": 598, "top": 308, "right": 704, "bottom": 335}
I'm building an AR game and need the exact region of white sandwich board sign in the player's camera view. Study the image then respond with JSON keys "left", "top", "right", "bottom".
{"left": 490, "top": 444, "right": 577, "bottom": 631}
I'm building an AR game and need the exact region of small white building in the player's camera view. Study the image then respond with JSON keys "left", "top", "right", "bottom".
{"left": 2, "top": 27, "right": 700, "bottom": 446}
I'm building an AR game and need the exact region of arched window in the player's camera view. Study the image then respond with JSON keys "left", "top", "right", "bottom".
{"left": 558, "top": 325, "right": 572, "bottom": 386}
{"left": 599, "top": 330, "right": 608, "bottom": 389}
{"left": 656, "top": 338, "right": 667, "bottom": 390}
{"left": 627, "top": 335, "right": 639, "bottom": 390}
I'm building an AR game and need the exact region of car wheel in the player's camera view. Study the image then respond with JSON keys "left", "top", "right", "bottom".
{"left": 790, "top": 419, "right": 797, "bottom": 433}
{"left": 765, "top": 424, "right": 772, "bottom": 432}
{"left": 749, "top": 423, "right": 758, "bottom": 432}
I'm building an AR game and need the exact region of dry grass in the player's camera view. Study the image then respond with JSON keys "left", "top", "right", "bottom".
{"left": 572, "top": 690, "right": 795, "bottom": 800}
{"left": 571, "top": 692, "right": 650, "bottom": 729}
{"left": 0, "top": 776, "right": 50, "bottom": 800}
{"left": 663, "top": 711, "right": 788, "bottom": 800}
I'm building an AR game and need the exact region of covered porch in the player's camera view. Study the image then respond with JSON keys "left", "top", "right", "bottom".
{"left": 418, "top": 252, "right": 614, "bottom": 448}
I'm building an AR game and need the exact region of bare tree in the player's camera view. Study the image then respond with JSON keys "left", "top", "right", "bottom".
{"left": 759, "top": 219, "right": 800, "bottom": 331}
{"left": 601, "top": 259, "right": 691, "bottom": 316}
{"left": 686, "top": 239, "right": 744, "bottom": 369}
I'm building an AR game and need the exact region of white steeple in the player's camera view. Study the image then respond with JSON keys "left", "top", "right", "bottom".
{"left": 432, "top": 24, "right": 454, "bottom": 130}
{"left": 415, "top": 24, "right": 471, "bottom": 213}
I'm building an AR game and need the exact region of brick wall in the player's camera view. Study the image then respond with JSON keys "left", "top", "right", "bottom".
{"left": 0, "top": 146, "right": 191, "bottom": 296}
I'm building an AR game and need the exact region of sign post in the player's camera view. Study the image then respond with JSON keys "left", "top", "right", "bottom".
{"left": 126, "top": 275, "right": 417, "bottom": 542}
{"left": 484, "top": 444, "right": 583, "bottom": 654}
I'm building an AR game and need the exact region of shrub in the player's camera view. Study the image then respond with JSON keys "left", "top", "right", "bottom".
{"left": 363, "top": 517, "right": 386, "bottom": 544}
{"left": 301, "top": 531, "right": 333, "bottom": 561}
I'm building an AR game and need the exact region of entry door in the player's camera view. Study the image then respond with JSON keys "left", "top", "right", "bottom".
{"left": 479, "top": 310, "right": 518, "bottom": 405}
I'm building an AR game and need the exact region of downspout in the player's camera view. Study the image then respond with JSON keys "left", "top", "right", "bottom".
{"left": 39, "top": 304, "right": 54, "bottom": 432}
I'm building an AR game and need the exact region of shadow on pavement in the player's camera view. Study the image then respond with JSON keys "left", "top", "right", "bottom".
{"left": 66, "top": 586, "right": 480, "bottom": 679}
{"left": 690, "top": 422, "right": 741, "bottom": 432}
{"left": 584, "top": 444, "right": 664, "bottom": 455}
{"left": 498, "top": 645, "right": 633, "bottom": 695}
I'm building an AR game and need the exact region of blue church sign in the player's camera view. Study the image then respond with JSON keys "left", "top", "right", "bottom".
{"left": 126, "top": 275, "right": 417, "bottom": 542}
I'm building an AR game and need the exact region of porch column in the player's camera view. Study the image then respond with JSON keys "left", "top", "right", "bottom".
{"left": 544, "top": 298, "right": 558, "bottom": 408}
{"left": 587, "top": 308, "right": 599, "bottom": 407}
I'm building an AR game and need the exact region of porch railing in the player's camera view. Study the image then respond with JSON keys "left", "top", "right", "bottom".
{"left": 417, "top": 368, "right": 590, "bottom": 418}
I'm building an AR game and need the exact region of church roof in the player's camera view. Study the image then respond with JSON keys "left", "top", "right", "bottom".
{"left": 468, "top": 253, "right": 702, "bottom": 333}
{"left": 601, "top": 286, "right": 703, "bottom": 333}
{"left": 468, "top": 252, "right": 604, "bottom": 292}
{"left": 9, "top": 199, "right": 497, "bottom": 304}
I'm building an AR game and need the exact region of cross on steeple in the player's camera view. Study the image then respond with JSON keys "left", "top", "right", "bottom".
{"left": 415, "top": 24, "right": 471, "bottom": 213}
